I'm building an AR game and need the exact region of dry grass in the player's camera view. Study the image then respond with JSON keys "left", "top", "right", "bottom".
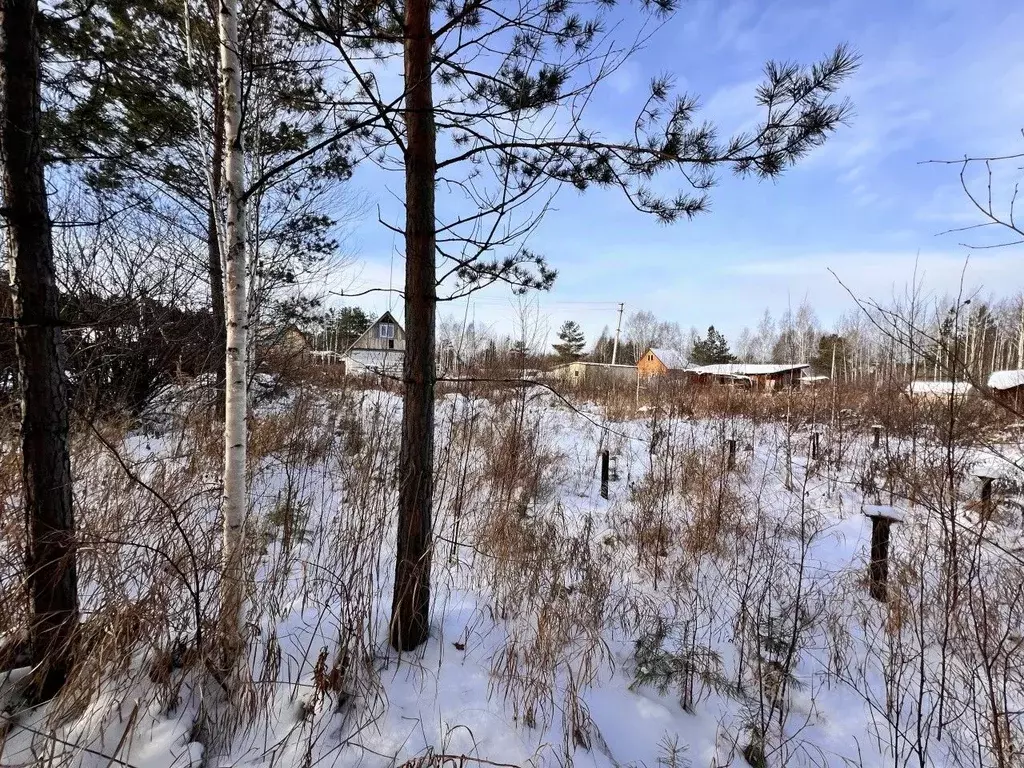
{"left": 1, "top": 371, "right": 1022, "bottom": 767}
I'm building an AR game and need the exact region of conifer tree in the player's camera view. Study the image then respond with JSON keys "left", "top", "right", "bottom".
{"left": 811, "top": 334, "right": 848, "bottom": 377}
{"left": 691, "top": 326, "right": 736, "bottom": 365}
{"left": 553, "top": 320, "right": 586, "bottom": 361}
{"left": 2, "top": 0, "right": 79, "bottom": 700}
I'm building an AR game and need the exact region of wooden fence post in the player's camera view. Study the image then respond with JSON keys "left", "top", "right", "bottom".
{"left": 727, "top": 439, "right": 737, "bottom": 470}
{"left": 862, "top": 505, "right": 904, "bottom": 602}
{"left": 977, "top": 472, "right": 997, "bottom": 522}
{"left": 600, "top": 450, "right": 609, "bottom": 500}
{"left": 872, "top": 425, "right": 882, "bottom": 450}
{"left": 810, "top": 431, "right": 820, "bottom": 460}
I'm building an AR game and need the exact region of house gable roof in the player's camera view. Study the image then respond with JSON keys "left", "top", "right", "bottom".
{"left": 267, "top": 323, "right": 310, "bottom": 350}
{"left": 346, "top": 310, "right": 404, "bottom": 352}
{"left": 647, "top": 348, "right": 688, "bottom": 370}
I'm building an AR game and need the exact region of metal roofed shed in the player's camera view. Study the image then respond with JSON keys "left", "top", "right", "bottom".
{"left": 687, "top": 362, "right": 810, "bottom": 391}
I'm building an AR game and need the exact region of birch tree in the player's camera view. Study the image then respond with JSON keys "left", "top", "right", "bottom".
{"left": 218, "top": 0, "right": 248, "bottom": 667}
{"left": 1, "top": 0, "right": 79, "bottom": 699}
{"left": 43, "top": 0, "right": 355, "bottom": 396}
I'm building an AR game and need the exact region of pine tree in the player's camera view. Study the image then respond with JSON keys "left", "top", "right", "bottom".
{"left": 553, "top": 321, "right": 586, "bottom": 361}
{"left": 321, "top": 306, "right": 372, "bottom": 351}
{"left": 690, "top": 326, "right": 736, "bottom": 365}
{"left": 2, "top": 0, "right": 79, "bottom": 700}
{"left": 811, "top": 334, "right": 848, "bottom": 377}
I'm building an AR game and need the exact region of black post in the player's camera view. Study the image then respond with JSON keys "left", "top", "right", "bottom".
{"left": 727, "top": 439, "right": 737, "bottom": 470}
{"left": 600, "top": 450, "right": 609, "bottom": 499}
{"left": 449, "top": 510, "right": 461, "bottom": 565}
{"left": 980, "top": 477, "right": 994, "bottom": 522}
{"left": 869, "top": 516, "right": 891, "bottom": 602}
{"left": 872, "top": 425, "right": 881, "bottom": 450}
{"left": 810, "top": 432, "right": 819, "bottom": 460}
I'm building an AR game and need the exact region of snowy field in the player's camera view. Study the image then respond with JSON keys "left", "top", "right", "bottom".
{"left": 2, "top": 382, "right": 1023, "bottom": 767}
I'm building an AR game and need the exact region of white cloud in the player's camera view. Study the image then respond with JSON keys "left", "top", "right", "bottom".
{"left": 718, "top": 249, "right": 1021, "bottom": 320}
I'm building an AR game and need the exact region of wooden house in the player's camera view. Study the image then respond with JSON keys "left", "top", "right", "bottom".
{"left": 342, "top": 311, "right": 406, "bottom": 376}
{"left": 349, "top": 310, "right": 405, "bottom": 352}
{"left": 637, "top": 348, "right": 688, "bottom": 378}
{"left": 687, "top": 363, "right": 809, "bottom": 391}
{"left": 266, "top": 325, "right": 311, "bottom": 359}
{"left": 987, "top": 370, "right": 1024, "bottom": 409}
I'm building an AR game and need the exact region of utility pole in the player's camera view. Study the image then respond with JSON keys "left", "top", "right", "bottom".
{"left": 611, "top": 302, "right": 624, "bottom": 365}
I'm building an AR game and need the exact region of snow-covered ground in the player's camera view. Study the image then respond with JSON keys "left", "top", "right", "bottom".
{"left": 2, "top": 383, "right": 1023, "bottom": 767}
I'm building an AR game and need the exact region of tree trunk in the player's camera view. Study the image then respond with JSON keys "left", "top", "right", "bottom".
{"left": 208, "top": 85, "right": 227, "bottom": 410}
{"left": 1017, "top": 300, "right": 1023, "bottom": 369}
{"left": 390, "top": 0, "right": 435, "bottom": 652}
{"left": 218, "top": 0, "right": 249, "bottom": 667}
{"left": 1, "top": 0, "right": 79, "bottom": 700}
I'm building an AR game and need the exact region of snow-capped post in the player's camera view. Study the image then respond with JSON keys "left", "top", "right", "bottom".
{"left": 872, "top": 425, "right": 882, "bottom": 450}
{"left": 862, "top": 505, "right": 903, "bottom": 602}
{"left": 218, "top": 0, "right": 249, "bottom": 671}
{"left": 727, "top": 439, "right": 737, "bottom": 470}
{"left": 810, "top": 431, "right": 820, "bottom": 460}
{"left": 600, "top": 450, "right": 610, "bottom": 499}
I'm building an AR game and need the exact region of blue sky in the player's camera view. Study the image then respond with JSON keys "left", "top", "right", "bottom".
{"left": 332, "top": 0, "right": 1024, "bottom": 347}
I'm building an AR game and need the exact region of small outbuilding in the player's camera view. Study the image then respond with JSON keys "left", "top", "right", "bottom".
{"left": 987, "top": 369, "right": 1024, "bottom": 410}
{"left": 551, "top": 361, "right": 636, "bottom": 387}
{"left": 687, "top": 363, "right": 810, "bottom": 392}
{"left": 267, "top": 325, "right": 311, "bottom": 357}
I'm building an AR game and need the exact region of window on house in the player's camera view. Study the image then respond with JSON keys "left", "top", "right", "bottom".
{"left": 379, "top": 323, "right": 395, "bottom": 339}
{"left": 388, "top": 339, "right": 395, "bottom": 349}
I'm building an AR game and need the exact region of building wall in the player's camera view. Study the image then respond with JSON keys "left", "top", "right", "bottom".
{"left": 637, "top": 350, "right": 668, "bottom": 377}
{"left": 554, "top": 362, "right": 635, "bottom": 386}
{"left": 690, "top": 369, "right": 804, "bottom": 390}
{"left": 755, "top": 371, "right": 802, "bottom": 391}
{"left": 994, "top": 386, "right": 1024, "bottom": 410}
{"left": 269, "top": 327, "right": 310, "bottom": 357}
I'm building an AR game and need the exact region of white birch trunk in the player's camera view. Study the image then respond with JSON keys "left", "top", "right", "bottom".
{"left": 219, "top": 0, "right": 248, "bottom": 665}
{"left": 1017, "top": 300, "right": 1023, "bottom": 369}
{"left": 991, "top": 328, "right": 998, "bottom": 374}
